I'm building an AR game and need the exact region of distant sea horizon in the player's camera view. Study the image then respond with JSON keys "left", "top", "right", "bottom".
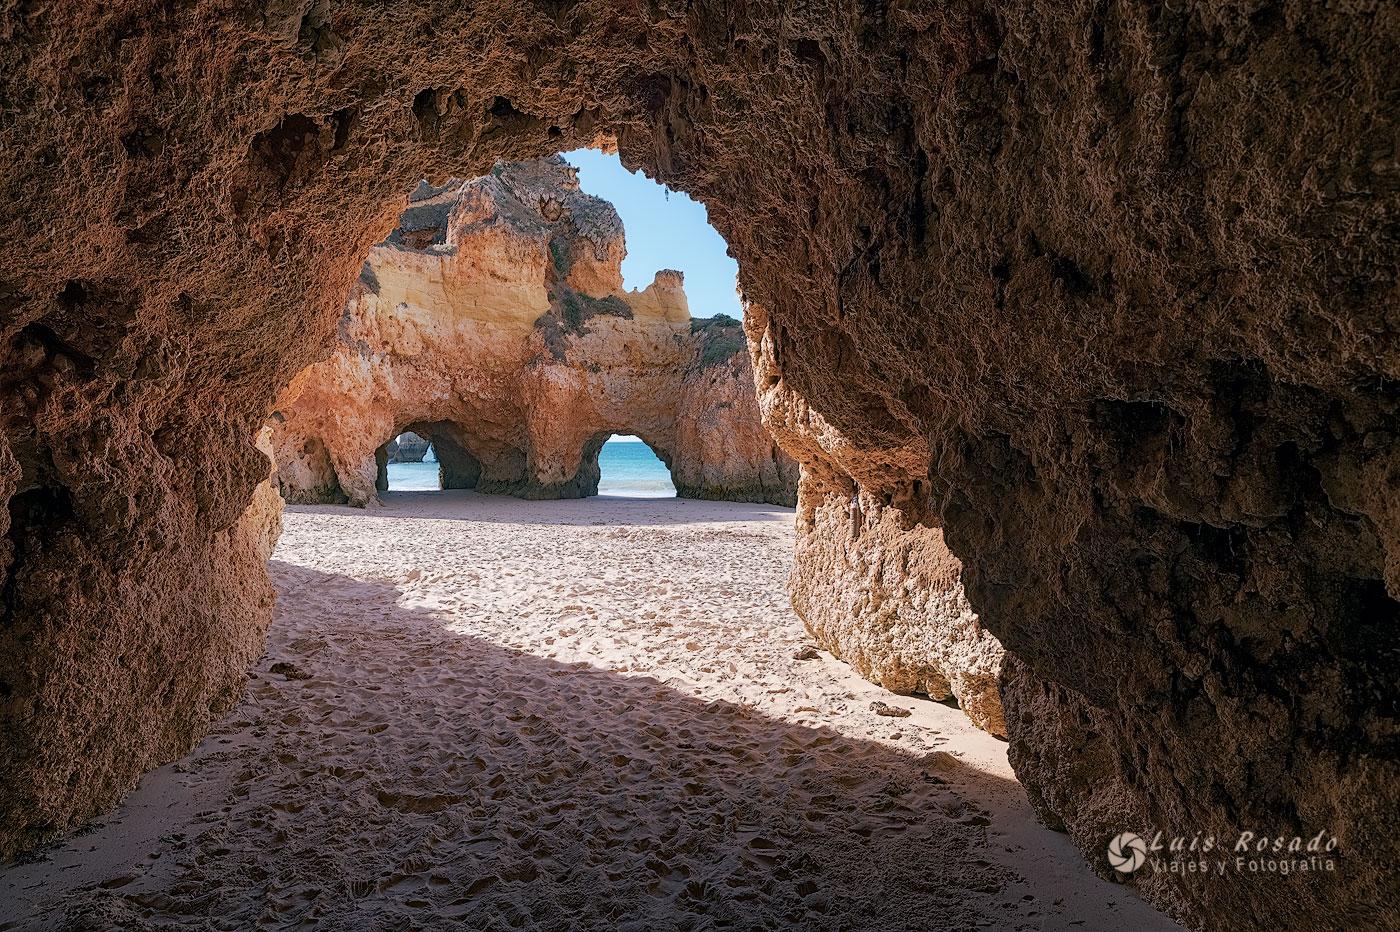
{"left": 385, "top": 435, "right": 676, "bottom": 498}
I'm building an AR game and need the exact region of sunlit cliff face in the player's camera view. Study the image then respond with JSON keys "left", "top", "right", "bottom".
{"left": 1, "top": 4, "right": 1396, "bottom": 927}
{"left": 268, "top": 158, "right": 796, "bottom": 508}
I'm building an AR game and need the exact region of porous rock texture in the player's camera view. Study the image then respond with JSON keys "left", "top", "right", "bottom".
{"left": 268, "top": 158, "right": 796, "bottom": 508}
{"left": 387, "top": 431, "right": 428, "bottom": 463}
{"left": 1, "top": 3, "right": 1397, "bottom": 928}
{"left": 789, "top": 482, "right": 1006, "bottom": 736}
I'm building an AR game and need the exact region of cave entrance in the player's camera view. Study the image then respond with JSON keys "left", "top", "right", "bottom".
{"left": 596, "top": 433, "right": 677, "bottom": 498}
{"left": 266, "top": 149, "right": 772, "bottom": 509}
{"left": 562, "top": 148, "right": 741, "bottom": 320}
{"left": 381, "top": 432, "right": 438, "bottom": 490}
{"left": 375, "top": 422, "right": 483, "bottom": 493}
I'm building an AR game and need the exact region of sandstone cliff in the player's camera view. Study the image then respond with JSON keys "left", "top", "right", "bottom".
{"left": 268, "top": 159, "right": 796, "bottom": 509}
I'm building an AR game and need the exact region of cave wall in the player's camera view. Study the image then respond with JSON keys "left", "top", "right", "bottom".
{"left": 0, "top": 421, "right": 283, "bottom": 857}
{"left": 421, "top": 425, "right": 483, "bottom": 491}
{"left": 791, "top": 483, "right": 1005, "bottom": 735}
{"left": 1, "top": 2, "right": 1396, "bottom": 927}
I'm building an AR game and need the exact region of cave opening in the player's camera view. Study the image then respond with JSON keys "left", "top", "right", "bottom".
{"left": 1, "top": 9, "right": 1392, "bottom": 928}
{"left": 561, "top": 147, "right": 741, "bottom": 321}
{"left": 4, "top": 130, "right": 1153, "bottom": 927}
{"left": 268, "top": 151, "right": 791, "bottom": 509}
{"left": 595, "top": 433, "right": 677, "bottom": 498}
{"left": 374, "top": 422, "right": 484, "bottom": 494}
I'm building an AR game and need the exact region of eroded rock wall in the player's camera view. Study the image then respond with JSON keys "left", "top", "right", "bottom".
{"left": 0, "top": 423, "right": 282, "bottom": 858}
{"left": 389, "top": 432, "right": 428, "bottom": 463}
{"left": 748, "top": 326, "right": 1005, "bottom": 733}
{"left": 269, "top": 159, "right": 795, "bottom": 507}
{"left": 791, "top": 488, "right": 1004, "bottom": 736}
{"left": 2, "top": 4, "right": 1396, "bottom": 927}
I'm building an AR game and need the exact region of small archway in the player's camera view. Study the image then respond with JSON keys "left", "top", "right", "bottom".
{"left": 374, "top": 421, "right": 484, "bottom": 493}
{"left": 595, "top": 432, "right": 677, "bottom": 498}
{"left": 374, "top": 432, "right": 437, "bottom": 491}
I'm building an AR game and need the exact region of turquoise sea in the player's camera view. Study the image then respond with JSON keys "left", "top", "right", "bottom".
{"left": 385, "top": 436, "right": 676, "bottom": 497}
{"left": 594, "top": 438, "right": 676, "bottom": 497}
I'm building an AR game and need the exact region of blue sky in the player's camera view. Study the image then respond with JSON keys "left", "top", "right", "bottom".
{"left": 562, "top": 149, "right": 741, "bottom": 319}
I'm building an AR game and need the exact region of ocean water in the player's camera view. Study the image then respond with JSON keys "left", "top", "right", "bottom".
{"left": 384, "top": 437, "right": 676, "bottom": 497}
{"left": 597, "top": 439, "right": 676, "bottom": 497}
{"left": 385, "top": 461, "right": 443, "bottom": 491}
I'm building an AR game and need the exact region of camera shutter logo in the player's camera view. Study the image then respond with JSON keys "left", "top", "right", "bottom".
{"left": 1107, "top": 832, "right": 1148, "bottom": 873}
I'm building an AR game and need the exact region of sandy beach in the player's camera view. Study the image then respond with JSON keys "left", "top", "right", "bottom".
{"left": 0, "top": 492, "right": 1178, "bottom": 930}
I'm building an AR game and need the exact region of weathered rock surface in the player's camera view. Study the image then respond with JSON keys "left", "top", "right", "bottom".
{"left": 269, "top": 159, "right": 796, "bottom": 509}
{"left": 0, "top": 420, "right": 283, "bottom": 860}
{"left": 1, "top": 5, "right": 1396, "bottom": 929}
{"left": 790, "top": 485, "right": 1005, "bottom": 736}
{"left": 388, "top": 431, "right": 428, "bottom": 463}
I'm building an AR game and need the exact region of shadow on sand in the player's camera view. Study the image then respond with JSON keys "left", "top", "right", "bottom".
{"left": 0, "top": 562, "right": 1176, "bottom": 932}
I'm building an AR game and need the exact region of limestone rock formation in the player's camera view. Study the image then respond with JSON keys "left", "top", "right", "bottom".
{"left": 268, "top": 159, "right": 796, "bottom": 509}
{"left": 790, "top": 487, "right": 1005, "bottom": 736}
{"left": 389, "top": 432, "right": 429, "bottom": 463}
{"left": 1, "top": 5, "right": 1396, "bottom": 929}
{"left": 0, "top": 420, "right": 283, "bottom": 860}
{"left": 672, "top": 316, "right": 799, "bottom": 503}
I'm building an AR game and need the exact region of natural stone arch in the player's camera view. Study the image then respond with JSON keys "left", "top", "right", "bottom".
{"left": 270, "top": 158, "right": 796, "bottom": 507}
{"left": 575, "top": 429, "right": 679, "bottom": 498}
{"left": 0, "top": 5, "right": 1395, "bottom": 928}
{"left": 375, "top": 422, "right": 485, "bottom": 493}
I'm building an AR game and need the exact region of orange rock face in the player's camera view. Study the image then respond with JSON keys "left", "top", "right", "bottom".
{"left": 748, "top": 323, "right": 1006, "bottom": 734}
{"left": 269, "top": 159, "right": 796, "bottom": 507}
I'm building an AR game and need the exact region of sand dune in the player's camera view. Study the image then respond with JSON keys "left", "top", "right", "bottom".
{"left": 0, "top": 492, "right": 1178, "bottom": 930}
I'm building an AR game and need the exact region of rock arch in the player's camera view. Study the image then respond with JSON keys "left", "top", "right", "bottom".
{"left": 269, "top": 159, "right": 797, "bottom": 508}
{"left": 1, "top": 5, "right": 1396, "bottom": 927}
{"left": 374, "top": 423, "right": 484, "bottom": 493}
{"left": 578, "top": 429, "right": 678, "bottom": 497}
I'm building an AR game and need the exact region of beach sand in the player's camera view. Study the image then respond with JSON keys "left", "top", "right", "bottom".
{"left": 0, "top": 491, "right": 1178, "bottom": 930}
